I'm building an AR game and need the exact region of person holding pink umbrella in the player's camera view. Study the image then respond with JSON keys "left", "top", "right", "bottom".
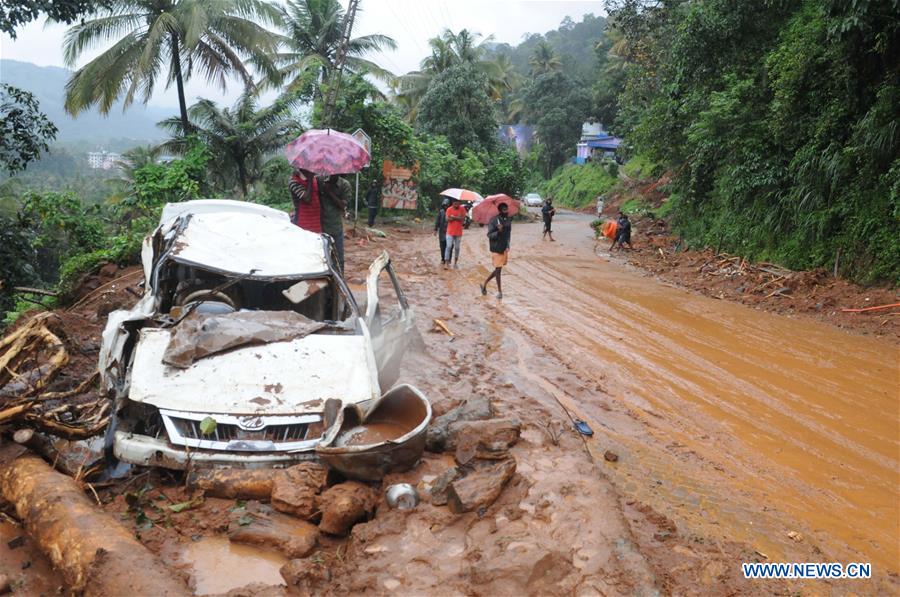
{"left": 289, "top": 168, "right": 322, "bottom": 233}
{"left": 480, "top": 202, "right": 512, "bottom": 299}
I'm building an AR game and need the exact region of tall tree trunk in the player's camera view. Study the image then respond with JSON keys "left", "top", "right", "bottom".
{"left": 237, "top": 160, "right": 249, "bottom": 197}
{"left": 170, "top": 33, "right": 190, "bottom": 135}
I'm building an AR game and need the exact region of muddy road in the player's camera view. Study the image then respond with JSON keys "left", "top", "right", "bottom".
{"left": 339, "top": 209, "right": 898, "bottom": 594}
{"left": 2, "top": 209, "right": 896, "bottom": 595}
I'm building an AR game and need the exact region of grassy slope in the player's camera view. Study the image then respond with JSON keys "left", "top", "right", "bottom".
{"left": 539, "top": 163, "right": 618, "bottom": 209}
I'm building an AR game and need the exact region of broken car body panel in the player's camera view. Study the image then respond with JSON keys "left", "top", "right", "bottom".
{"left": 316, "top": 384, "right": 432, "bottom": 481}
{"left": 129, "top": 329, "right": 379, "bottom": 415}
{"left": 101, "top": 199, "right": 416, "bottom": 469}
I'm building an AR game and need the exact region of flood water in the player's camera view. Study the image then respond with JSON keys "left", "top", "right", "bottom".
{"left": 181, "top": 536, "right": 286, "bottom": 595}
{"left": 460, "top": 211, "right": 899, "bottom": 572}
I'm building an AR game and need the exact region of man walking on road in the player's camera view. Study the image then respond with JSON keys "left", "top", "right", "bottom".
{"left": 319, "top": 175, "right": 351, "bottom": 271}
{"left": 541, "top": 197, "right": 556, "bottom": 241}
{"left": 365, "top": 178, "right": 381, "bottom": 227}
{"left": 444, "top": 198, "right": 467, "bottom": 269}
{"left": 434, "top": 198, "right": 450, "bottom": 265}
{"left": 480, "top": 202, "right": 512, "bottom": 299}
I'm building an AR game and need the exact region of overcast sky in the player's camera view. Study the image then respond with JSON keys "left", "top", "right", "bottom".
{"left": 0, "top": 1, "right": 603, "bottom": 108}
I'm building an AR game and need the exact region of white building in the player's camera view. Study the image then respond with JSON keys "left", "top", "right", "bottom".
{"left": 87, "top": 151, "right": 121, "bottom": 170}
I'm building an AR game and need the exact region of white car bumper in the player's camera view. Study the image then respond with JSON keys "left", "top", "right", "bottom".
{"left": 113, "top": 431, "right": 319, "bottom": 470}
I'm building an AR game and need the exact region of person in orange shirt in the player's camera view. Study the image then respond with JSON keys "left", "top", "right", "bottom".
{"left": 443, "top": 198, "right": 467, "bottom": 269}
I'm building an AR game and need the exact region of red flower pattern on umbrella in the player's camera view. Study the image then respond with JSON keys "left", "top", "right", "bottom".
{"left": 285, "top": 129, "right": 370, "bottom": 175}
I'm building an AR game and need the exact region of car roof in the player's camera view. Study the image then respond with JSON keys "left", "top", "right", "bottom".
{"left": 160, "top": 199, "right": 289, "bottom": 225}
{"left": 164, "top": 208, "right": 329, "bottom": 278}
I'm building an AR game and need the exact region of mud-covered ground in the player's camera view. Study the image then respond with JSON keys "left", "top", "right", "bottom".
{"left": 2, "top": 212, "right": 897, "bottom": 595}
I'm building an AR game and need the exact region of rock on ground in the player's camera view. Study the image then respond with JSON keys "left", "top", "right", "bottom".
{"left": 429, "top": 467, "right": 461, "bottom": 506}
{"left": 228, "top": 511, "right": 318, "bottom": 559}
{"left": 271, "top": 463, "right": 327, "bottom": 521}
{"left": 280, "top": 558, "right": 332, "bottom": 592}
{"left": 449, "top": 418, "right": 521, "bottom": 464}
{"left": 317, "top": 481, "right": 379, "bottom": 536}
{"left": 447, "top": 457, "right": 517, "bottom": 514}
{"left": 425, "top": 395, "right": 493, "bottom": 452}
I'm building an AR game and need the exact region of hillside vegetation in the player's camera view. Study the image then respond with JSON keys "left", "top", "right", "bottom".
{"left": 607, "top": 0, "right": 899, "bottom": 284}
{"left": 540, "top": 162, "right": 617, "bottom": 209}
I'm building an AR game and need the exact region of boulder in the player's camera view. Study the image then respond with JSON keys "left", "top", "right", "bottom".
{"left": 228, "top": 511, "right": 318, "bottom": 559}
{"left": 429, "top": 467, "right": 461, "bottom": 506}
{"left": 271, "top": 463, "right": 327, "bottom": 521}
{"left": 317, "top": 482, "right": 379, "bottom": 536}
{"left": 447, "top": 457, "right": 516, "bottom": 514}
{"left": 425, "top": 395, "right": 492, "bottom": 452}
{"left": 280, "top": 558, "right": 331, "bottom": 592}
{"left": 449, "top": 418, "right": 521, "bottom": 464}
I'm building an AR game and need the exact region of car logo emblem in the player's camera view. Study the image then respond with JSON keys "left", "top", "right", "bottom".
{"left": 237, "top": 416, "right": 265, "bottom": 431}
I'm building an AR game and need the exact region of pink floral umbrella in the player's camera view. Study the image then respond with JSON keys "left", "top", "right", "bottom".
{"left": 284, "top": 129, "right": 370, "bottom": 175}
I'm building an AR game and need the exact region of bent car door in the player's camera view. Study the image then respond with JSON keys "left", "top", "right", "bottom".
{"left": 365, "top": 252, "right": 417, "bottom": 391}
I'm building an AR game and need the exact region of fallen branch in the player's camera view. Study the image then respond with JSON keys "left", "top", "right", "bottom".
{"left": 13, "top": 287, "right": 58, "bottom": 297}
{"left": 66, "top": 269, "right": 143, "bottom": 312}
{"left": 840, "top": 303, "right": 900, "bottom": 314}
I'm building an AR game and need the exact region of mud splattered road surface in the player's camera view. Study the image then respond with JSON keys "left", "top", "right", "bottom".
{"left": 335, "top": 210, "right": 898, "bottom": 594}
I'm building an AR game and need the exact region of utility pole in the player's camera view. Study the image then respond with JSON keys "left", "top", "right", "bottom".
{"left": 322, "top": 0, "right": 360, "bottom": 127}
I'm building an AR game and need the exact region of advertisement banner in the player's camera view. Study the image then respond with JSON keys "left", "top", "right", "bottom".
{"left": 381, "top": 160, "right": 418, "bottom": 210}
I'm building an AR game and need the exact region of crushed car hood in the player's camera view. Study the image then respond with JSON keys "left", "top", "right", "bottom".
{"left": 129, "top": 328, "right": 380, "bottom": 415}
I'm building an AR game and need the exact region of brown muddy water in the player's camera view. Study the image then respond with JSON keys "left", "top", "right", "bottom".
{"left": 180, "top": 536, "right": 286, "bottom": 595}
{"left": 340, "top": 422, "right": 408, "bottom": 446}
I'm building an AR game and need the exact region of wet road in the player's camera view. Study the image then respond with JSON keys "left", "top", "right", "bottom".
{"left": 459, "top": 209, "right": 898, "bottom": 575}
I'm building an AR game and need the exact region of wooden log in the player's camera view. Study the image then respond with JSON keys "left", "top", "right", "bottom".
{"left": 187, "top": 467, "right": 280, "bottom": 500}
{"left": 0, "top": 454, "right": 188, "bottom": 595}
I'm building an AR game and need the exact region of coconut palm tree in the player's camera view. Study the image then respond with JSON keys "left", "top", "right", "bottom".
{"left": 529, "top": 40, "right": 562, "bottom": 76}
{"left": 394, "top": 28, "right": 503, "bottom": 122}
{"left": 272, "top": 0, "right": 397, "bottom": 96}
{"left": 62, "top": 0, "right": 282, "bottom": 134}
{"left": 157, "top": 92, "right": 303, "bottom": 197}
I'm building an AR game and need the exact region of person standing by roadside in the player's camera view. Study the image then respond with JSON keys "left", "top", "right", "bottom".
{"left": 444, "top": 198, "right": 467, "bottom": 269}
{"left": 610, "top": 211, "right": 633, "bottom": 251}
{"left": 319, "top": 175, "right": 351, "bottom": 271}
{"left": 365, "top": 178, "right": 381, "bottom": 227}
{"left": 480, "top": 202, "right": 512, "bottom": 299}
{"left": 289, "top": 168, "right": 322, "bottom": 233}
{"left": 434, "top": 198, "right": 450, "bottom": 265}
{"left": 541, "top": 197, "right": 556, "bottom": 241}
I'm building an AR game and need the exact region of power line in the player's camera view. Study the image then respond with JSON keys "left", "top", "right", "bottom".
{"left": 384, "top": 0, "right": 426, "bottom": 56}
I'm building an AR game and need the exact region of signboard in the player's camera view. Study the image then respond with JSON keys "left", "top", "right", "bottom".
{"left": 381, "top": 160, "right": 418, "bottom": 210}
{"left": 351, "top": 128, "right": 371, "bottom": 167}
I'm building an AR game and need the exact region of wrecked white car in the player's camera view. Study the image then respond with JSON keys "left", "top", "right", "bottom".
{"left": 99, "top": 200, "right": 418, "bottom": 469}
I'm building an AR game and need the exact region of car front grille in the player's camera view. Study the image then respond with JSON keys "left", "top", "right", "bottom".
{"left": 159, "top": 409, "right": 323, "bottom": 452}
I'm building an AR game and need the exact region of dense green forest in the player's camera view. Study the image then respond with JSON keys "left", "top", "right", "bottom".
{"left": 0, "top": 0, "right": 897, "bottom": 325}
{"left": 603, "top": 0, "right": 899, "bottom": 283}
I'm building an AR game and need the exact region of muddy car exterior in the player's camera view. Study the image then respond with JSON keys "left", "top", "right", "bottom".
{"left": 99, "top": 200, "right": 418, "bottom": 469}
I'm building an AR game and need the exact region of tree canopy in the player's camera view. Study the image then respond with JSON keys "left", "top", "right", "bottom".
{"left": 0, "top": 84, "right": 58, "bottom": 175}
{"left": 415, "top": 63, "right": 499, "bottom": 154}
